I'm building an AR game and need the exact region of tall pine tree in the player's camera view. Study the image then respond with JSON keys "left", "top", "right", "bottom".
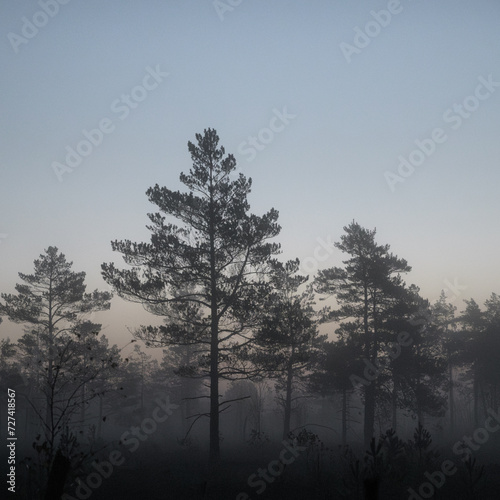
{"left": 101, "top": 129, "right": 280, "bottom": 461}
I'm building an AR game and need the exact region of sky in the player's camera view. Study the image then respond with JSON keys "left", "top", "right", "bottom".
{"left": 1, "top": 0, "right": 499, "bottom": 350}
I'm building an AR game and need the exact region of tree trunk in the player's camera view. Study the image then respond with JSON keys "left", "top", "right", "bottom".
{"left": 364, "top": 384, "right": 376, "bottom": 449}
{"left": 392, "top": 378, "right": 398, "bottom": 432}
{"left": 448, "top": 349, "right": 454, "bottom": 436}
{"left": 473, "top": 364, "right": 479, "bottom": 427}
{"left": 283, "top": 361, "right": 293, "bottom": 440}
{"left": 416, "top": 378, "right": 424, "bottom": 428}
{"left": 480, "top": 382, "right": 488, "bottom": 422}
{"left": 256, "top": 389, "right": 262, "bottom": 435}
{"left": 44, "top": 449, "right": 71, "bottom": 500}
{"left": 80, "top": 383, "right": 86, "bottom": 431}
{"left": 46, "top": 330, "right": 54, "bottom": 446}
{"left": 342, "top": 387, "right": 347, "bottom": 447}
{"left": 209, "top": 312, "right": 220, "bottom": 461}
{"left": 97, "top": 394, "right": 103, "bottom": 440}
{"left": 363, "top": 284, "right": 375, "bottom": 449}
{"left": 243, "top": 414, "right": 248, "bottom": 442}
{"left": 208, "top": 169, "right": 220, "bottom": 463}
{"left": 494, "top": 384, "right": 498, "bottom": 413}
{"left": 183, "top": 353, "right": 195, "bottom": 436}
{"left": 416, "top": 342, "right": 424, "bottom": 428}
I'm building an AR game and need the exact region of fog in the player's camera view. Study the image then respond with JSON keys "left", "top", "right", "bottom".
{"left": 1, "top": 1, "right": 500, "bottom": 499}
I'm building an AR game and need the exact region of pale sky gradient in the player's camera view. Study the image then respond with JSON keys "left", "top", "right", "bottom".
{"left": 1, "top": 0, "right": 499, "bottom": 349}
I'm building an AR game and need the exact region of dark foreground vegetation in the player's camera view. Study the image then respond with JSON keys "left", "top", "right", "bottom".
{"left": 5, "top": 426, "right": 500, "bottom": 499}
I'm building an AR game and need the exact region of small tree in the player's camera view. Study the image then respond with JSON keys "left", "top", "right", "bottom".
{"left": 249, "top": 259, "right": 326, "bottom": 439}
{"left": 431, "top": 291, "right": 459, "bottom": 435}
{"left": 155, "top": 345, "right": 205, "bottom": 438}
{"left": 101, "top": 129, "right": 281, "bottom": 461}
{"left": 0, "top": 247, "right": 113, "bottom": 465}
{"left": 122, "top": 344, "right": 159, "bottom": 420}
{"left": 382, "top": 286, "right": 447, "bottom": 431}
{"left": 309, "top": 338, "right": 363, "bottom": 446}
